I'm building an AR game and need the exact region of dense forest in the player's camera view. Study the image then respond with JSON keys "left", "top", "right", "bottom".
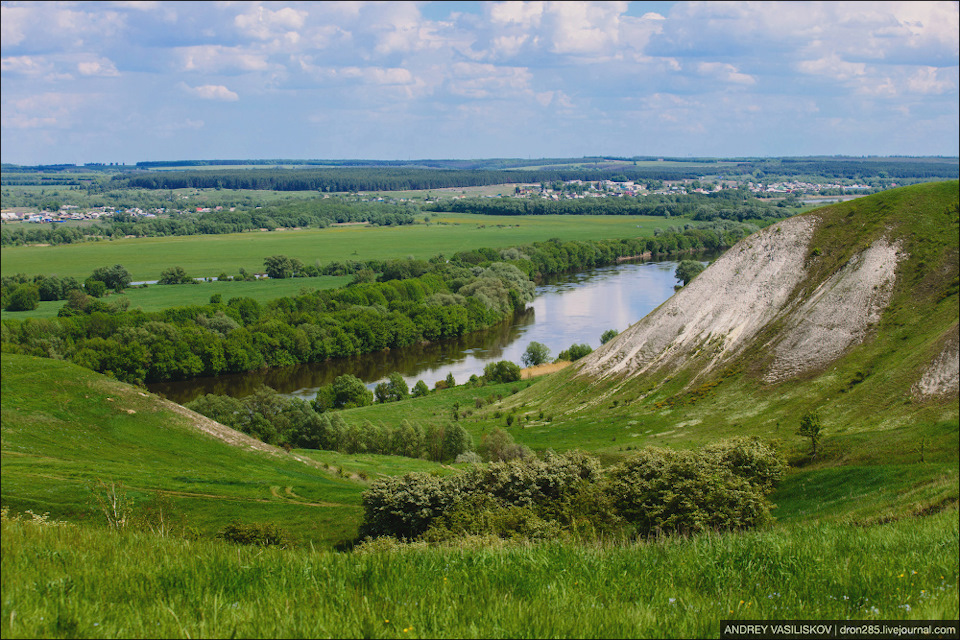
{"left": 1, "top": 223, "right": 754, "bottom": 386}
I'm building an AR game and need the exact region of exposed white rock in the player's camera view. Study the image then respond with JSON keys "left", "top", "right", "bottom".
{"left": 578, "top": 215, "right": 817, "bottom": 381}
{"left": 914, "top": 327, "right": 960, "bottom": 397}
{"left": 764, "top": 239, "right": 903, "bottom": 383}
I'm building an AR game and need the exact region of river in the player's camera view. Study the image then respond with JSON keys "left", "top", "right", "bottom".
{"left": 148, "top": 259, "right": 692, "bottom": 404}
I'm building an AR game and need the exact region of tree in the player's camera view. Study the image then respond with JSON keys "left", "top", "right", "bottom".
{"left": 675, "top": 260, "right": 705, "bottom": 286}
{"left": 797, "top": 411, "right": 824, "bottom": 457}
{"left": 522, "top": 341, "right": 551, "bottom": 367}
{"left": 387, "top": 372, "right": 409, "bottom": 402}
{"left": 91, "top": 264, "right": 131, "bottom": 292}
{"left": 442, "top": 423, "right": 473, "bottom": 461}
{"left": 374, "top": 381, "right": 391, "bottom": 404}
{"left": 557, "top": 343, "right": 592, "bottom": 361}
{"left": 84, "top": 278, "right": 107, "bottom": 298}
{"left": 332, "top": 374, "right": 373, "bottom": 409}
{"left": 159, "top": 266, "right": 192, "bottom": 285}
{"left": 264, "top": 255, "right": 295, "bottom": 279}
{"left": 412, "top": 380, "right": 430, "bottom": 398}
{"left": 600, "top": 329, "right": 619, "bottom": 344}
{"left": 5, "top": 284, "right": 39, "bottom": 311}
{"left": 484, "top": 360, "right": 521, "bottom": 384}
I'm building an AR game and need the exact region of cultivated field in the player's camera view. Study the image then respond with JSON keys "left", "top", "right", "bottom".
{"left": 1, "top": 213, "right": 680, "bottom": 281}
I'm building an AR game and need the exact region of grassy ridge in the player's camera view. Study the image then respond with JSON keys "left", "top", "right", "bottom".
{"left": 0, "top": 213, "right": 678, "bottom": 281}
{"left": 0, "top": 354, "right": 373, "bottom": 546}
{"left": 2, "top": 510, "right": 956, "bottom": 638}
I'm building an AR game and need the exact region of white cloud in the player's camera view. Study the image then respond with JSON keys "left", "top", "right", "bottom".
{"left": 234, "top": 5, "right": 307, "bottom": 40}
{"left": 907, "top": 66, "right": 955, "bottom": 94}
{"left": 1, "top": 91, "right": 84, "bottom": 129}
{"left": 1, "top": 56, "right": 52, "bottom": 76}
{"left": 183, "top": 84, "right": 239, "bottom": 101}
{"left": 177, "top": 46, "right": 272, "bottom": 73}
{"left": 77, "top": 58, "right": 120, "bottom": 77}
{"left": 697, "top": 62, "right": 755, "bottom": 85}
{"left": 0, "top": 6, "right": 29, "bottom": 49}
{"left": 797, "top": 54, "right": 867, "bottom": 82}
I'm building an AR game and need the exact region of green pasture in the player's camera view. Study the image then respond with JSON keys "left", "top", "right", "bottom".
{"left": 1, "top": 213, "right": 682, "bottom": 280}
{"left": 2, "top": 510, "right": 956, "bottom": 638}
{"left": 1, "top": 275, "right": 352, "bottom": 321}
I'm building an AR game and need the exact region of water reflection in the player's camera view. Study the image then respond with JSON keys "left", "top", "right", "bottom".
{"left": 150, "top": 259, "right": 694, "bottom": 404}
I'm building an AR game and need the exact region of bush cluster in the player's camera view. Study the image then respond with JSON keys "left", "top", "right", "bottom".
{"left": 359, "top": 437, "right": 786, "bottom": 543}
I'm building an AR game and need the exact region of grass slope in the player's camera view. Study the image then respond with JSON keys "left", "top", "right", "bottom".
{"left": 3, "top": 510, "right": 957, "bottom": 638}
{"left": 0, "top": 353, "right": 446, "bottom": 546}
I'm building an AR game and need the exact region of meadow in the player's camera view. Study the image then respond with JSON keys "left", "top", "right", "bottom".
{"left": 2, "top": 509, "right": 956, "bottom": 639}
{"left": 1, "top": 212, "right": 680, "bottom": 281}
{"left": 1, "top": 275, "right": 353, "bottom": 321}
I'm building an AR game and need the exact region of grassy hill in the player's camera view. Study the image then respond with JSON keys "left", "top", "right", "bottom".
{"left": 0, "top": 353, "right": 443, "bottom": 547}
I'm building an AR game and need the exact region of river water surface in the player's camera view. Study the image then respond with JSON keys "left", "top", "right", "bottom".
{"left": 149, "top": 259, "right": 691, "bottom": 404}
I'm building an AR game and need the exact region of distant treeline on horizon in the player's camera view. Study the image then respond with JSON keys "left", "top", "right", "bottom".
{"left": 3, "top": 155, "right": 957, "bottom": 181}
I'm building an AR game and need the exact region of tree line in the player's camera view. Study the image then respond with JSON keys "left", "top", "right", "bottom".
{"left": 428, "top": 191, "right": 791, "bottom": 222}
{"left": 183, "top": 385, "right": 475, "bottom": 462}
{"left": 108, "top": 166, "right": 716, "bottom": 193}
{"left": 1, "top": 223, "right": 756, "bottom": 386}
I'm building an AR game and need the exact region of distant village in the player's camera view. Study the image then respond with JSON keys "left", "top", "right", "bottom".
{"left": 1, "top": 178, "right": 876, "bottom": 223}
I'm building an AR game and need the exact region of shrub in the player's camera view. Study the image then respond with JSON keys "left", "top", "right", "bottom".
{"left": 5, "top": 284, "right": 39, "bottom": 311}
{"left": 675, "top": 260, "right": 706, "bottom": 286}
{"left": 557, "top": 343, "right": 593, "bottom": 361}
{"left": 606, "top": 440, "right": 784, "bottom": 538}
{"left": 218, "top": 520, "right": 288, "bottom": 547}
{"left": 600, "top": 328, "right": 619, "bottom": 344}
{"left": 158, "top": 266, "right": 192, "bottom": 285}
{"left": 412, "top": 380, "right": 430, "bottom": 397}
{"left": 483, "top": 360, "right": 521, "bottom": 384}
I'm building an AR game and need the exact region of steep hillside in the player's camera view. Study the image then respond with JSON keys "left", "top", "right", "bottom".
{"left": 0, "top": 354, "right": 365, "bottom": 545}
{"left": 504, "top": 182, "right": 958, "bottom": 504}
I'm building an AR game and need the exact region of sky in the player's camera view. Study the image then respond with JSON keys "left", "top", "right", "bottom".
{"left": 1, "top": 1, "right": 958, "bottom": 165}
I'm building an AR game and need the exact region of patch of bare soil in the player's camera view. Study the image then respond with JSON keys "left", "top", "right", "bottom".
{"left": 914, "top": 324, "right": 960, "bottom": 398}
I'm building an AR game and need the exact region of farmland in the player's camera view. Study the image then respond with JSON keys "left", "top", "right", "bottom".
{"left": 1, "top": 212, "right": 679, "bottom": 281}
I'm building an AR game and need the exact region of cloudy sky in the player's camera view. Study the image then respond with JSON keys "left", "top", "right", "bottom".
{"left": 2, "top": 1, "right": 958, "bottom": 165}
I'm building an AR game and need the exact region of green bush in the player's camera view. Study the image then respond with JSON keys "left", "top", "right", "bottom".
{"left": 557, "top": 343, "right": 593, "bottom": 361}
{"left": 606, "top": 440, "right": 784, "bottom": 538}
{"left": 4, "top": 284, "right": 40, "bottom": 311}
{"left": 358, "top": 450, "right": 609, "bottom": 542}
{"left": 483, "top": 360, "right": 521, "bottom": 384}
{"left": 217, "top": 520, "right": 288, "bottom": 547}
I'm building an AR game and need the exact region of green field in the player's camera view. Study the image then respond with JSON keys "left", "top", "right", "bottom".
{"left": 1, "top": 275, "right": 353, "bottom": 321}
{"left": 1, "top": 213, "right": 681, "bottom": 280}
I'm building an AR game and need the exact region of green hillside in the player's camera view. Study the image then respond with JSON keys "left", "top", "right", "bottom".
{"left": 469, "top": 181, "right": 959, "bottom": 518}
{"left": 0, "top": 353, "right": 376, "bottom": 546}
